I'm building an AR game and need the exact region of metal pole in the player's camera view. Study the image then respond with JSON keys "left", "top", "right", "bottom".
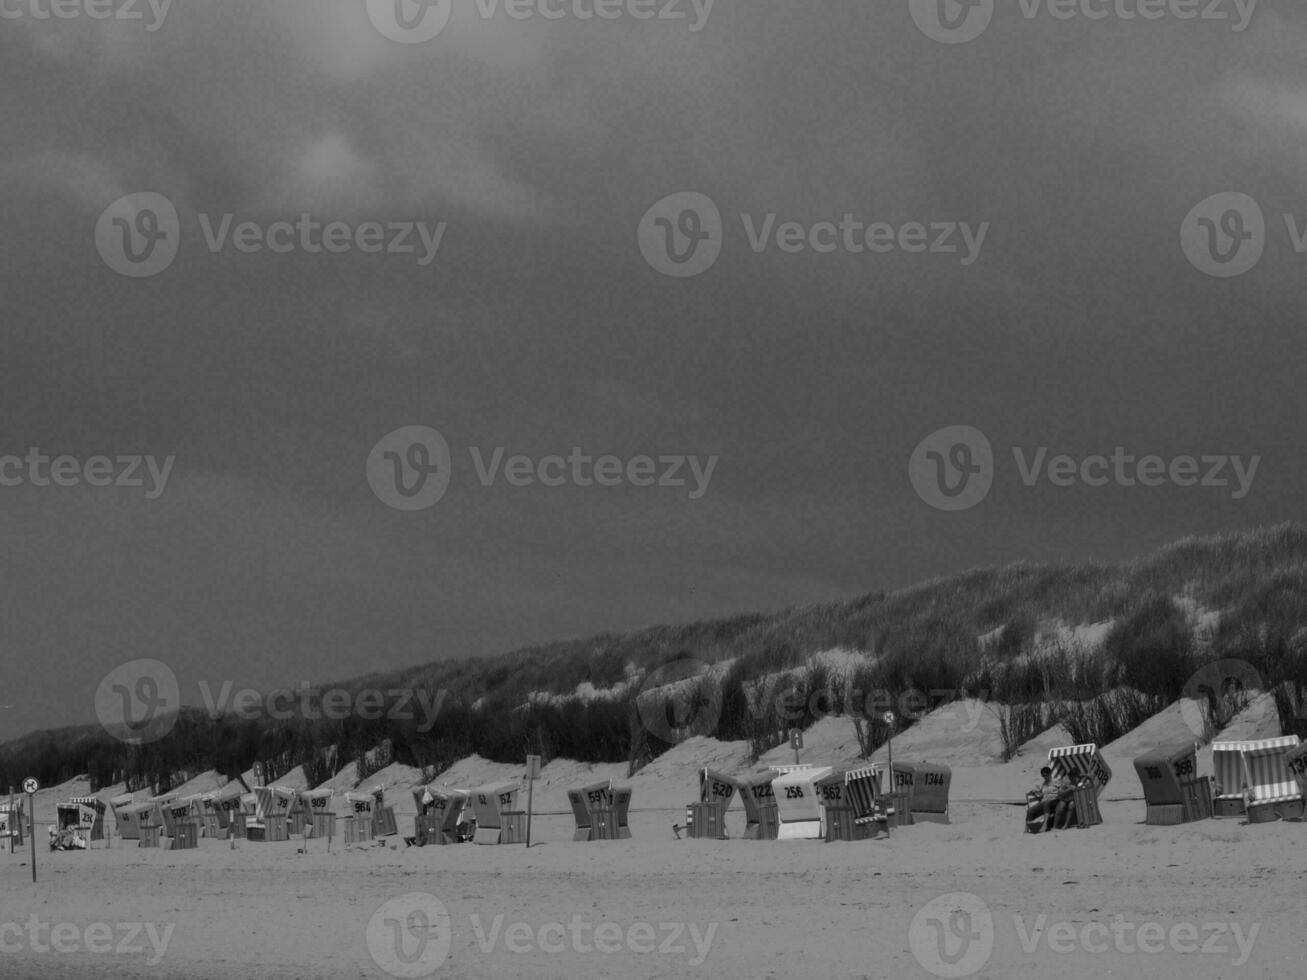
{"left": 28, "top": 792, "right": 36, "bottom": 883}
{"left": 525, "top": 775, "right": 534, "bottom": 849}
{"left": 8, "top": 788, "right": 13, "bottom": 855}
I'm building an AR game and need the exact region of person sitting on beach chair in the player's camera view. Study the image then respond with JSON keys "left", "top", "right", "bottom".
{"left": 1026, "top": 767, "right": 1073, "bottom": 832}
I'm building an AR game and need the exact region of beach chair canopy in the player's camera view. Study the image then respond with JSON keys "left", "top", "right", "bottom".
{"left": 253, "top": 786, "right": 297, "bottom": 823}
{"left": 813, "top": 769, "right": 848, "bottom": 807}
{"left": 57, "top": 802, "right": 96, "bottom": 831}
{"left": 469, "top": 782, "right": 520, "bottom": 827}
{"left": 343, "top": 792, "right": 375, "bottom": 819}
{"left": 1133, "top": 741, "right": 1199, "bottom": 806}
{"left": 698, "top": 769, "right": 739, "bottom": 807}
{"left": 296, "top": 789, "right": 335, "bottom": 815}
{"left": 568, "top": 780, "right": 612, "bottom": 822}
{"left": 67, "top": 796, "right": 107, "bottom": 815}
{"left": 1048, "top": 744, "right": 1112, "bottom": 798}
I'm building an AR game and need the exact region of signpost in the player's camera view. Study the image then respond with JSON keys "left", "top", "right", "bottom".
{"left": 7, "top": 787, "right": 13, "bottom": 855}
{"left": 525, "top": 755, "right": 541, "bottom": 848}
{"left": 23, "top": 778, "right": 38, "bottom": 883}
{"left": 789, "top": 728, "right": 803, "bottom": 767}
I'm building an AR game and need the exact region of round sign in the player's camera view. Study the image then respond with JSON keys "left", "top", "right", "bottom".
{"left": 883, "top": 712, "right": 896, "bottom": 726}
{"left": 23, "top": 778, "right": 39, "bottom": 795}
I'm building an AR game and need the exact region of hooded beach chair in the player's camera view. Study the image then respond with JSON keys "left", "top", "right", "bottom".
{"left": 684, "top": 769, "right": 738, "bottom": 839}
{"left": 1238, "top": 736, "right": 1303, "bottom": 822}
{"left": 771, "top": 766, "right": 833, "bottom": 840}
{"left": 469, "top": 781, "right": 520, "bottom": 843}
{"left": 294, "top": 789, "right": 335, "bottom": 837}
{"left": 51, "top": 802, "right": 97, "bottom": 850}
{"left": 341, "top": 792, "right": 376, "bottom": 843}
{"left": 249, "top": 786, "right": 296, "bottom": 841}
{"left": 110, "top": 794, "right": 140, "bottom": 840}
{"left": 814, "top": 769, "right": 871, "bottom": 841}
{"left": 161, "top": 796, "right": 201, "bottom": 839}
{"left": 1133, "top": 741, "right": 1208, "bottom": 824}
{"left": 845, "top": 765, "right": 901, "bottom": 832}
{"left": 1048, "top": 744, "right": 1112, "bottom": 828}
{"left": 736, "top": 771, "right": 779, "bottom": 840}
{"left": 902, "top": 763, "right": 951, "bottom": 823}
{"left": 567, "top": 780, "right": 612, "bottom": 842}
{"left": 67, "top": 797, "right": 107, "bottom": 842}
{"left": 412, "top": 786, "right": 470, "bottom": 844}
{"left": 0, "top": 800, "right": 24, "bottom": 845}
{"left": 599, "top": 786, "right": 633, "bottom": 840}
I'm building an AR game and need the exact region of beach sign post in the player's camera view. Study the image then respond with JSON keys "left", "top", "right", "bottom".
{"left": 525, "top": 754, "right": 541, "bottom": 848}
{"left": 23, "top": 778, "right": 38, "bottom": 882}
{"left": 790, "top": 728, "right": 803, "bottom": 767}
{"left": 7, "top": 787, "right": 13, "bottom": 855}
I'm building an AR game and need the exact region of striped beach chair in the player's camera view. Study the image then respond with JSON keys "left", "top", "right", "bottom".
{"left": 1238, "top": 736, "right": 1303, "bottom": 822}
{"left": 1211, "top": 740, "right": 1263, "bottom": 817}
{"left": 1048, "top": 744, "right": 1112, "bottom": 797}
{"left": 845, "top": 766, "right": 894, "bottom": 831}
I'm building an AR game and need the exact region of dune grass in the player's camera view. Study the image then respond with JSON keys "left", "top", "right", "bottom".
{"left": 7, "top": 524, "right": 1307, "bottom": 794}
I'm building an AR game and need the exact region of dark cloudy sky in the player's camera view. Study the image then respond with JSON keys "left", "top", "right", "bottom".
{"left": 1, "top": 0, "right": 1304, "bottom": 743}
